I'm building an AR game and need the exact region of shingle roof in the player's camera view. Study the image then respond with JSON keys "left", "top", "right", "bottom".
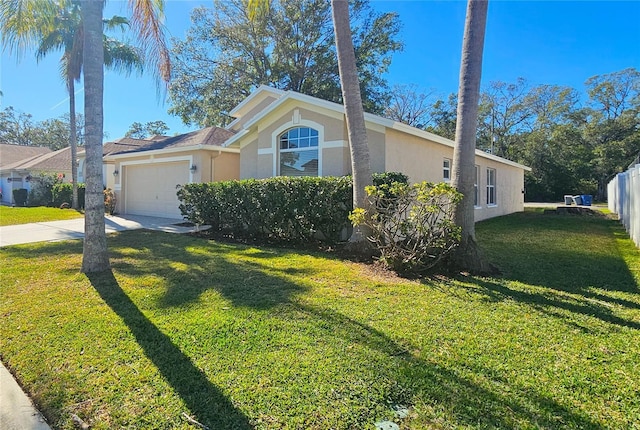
{"left": 110, "top": 127, "right": 234, "bottom": 155}
{"left": 3, "top": 146, "right": 73, "bottom": 171}
{"left": 0, "top": 144, "right": 52, "bottom": 169}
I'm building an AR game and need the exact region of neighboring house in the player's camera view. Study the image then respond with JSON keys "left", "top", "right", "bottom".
{"left": 0, "top": 143, "right": 72, "bottom": 205}
{"left": 105, "top": 86, "right": 531, "bottom": 220}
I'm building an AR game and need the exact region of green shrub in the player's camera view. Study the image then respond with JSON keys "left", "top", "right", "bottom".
{"left": 52, "top": 183, "right": 86, "bottom": 208}
{"left": 13, "top": 188, "right": 28, "bottom": 206}
{"left": 104, "top": 188, "right": 116, "bottom": 215}
{"left": 27, "top": 173, "right": 61, "bottom": 207}
{"left": 350, "top": 181, "right": 462, "bottom": 275}
{"left": 372, "top": 171, "right": 409, "bottom": 187}
{"left": 178, "top": 176, "right": 353, "bottom": 244}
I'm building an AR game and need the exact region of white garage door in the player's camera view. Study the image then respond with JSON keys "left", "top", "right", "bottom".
{"left": 124, "top": 161, "right": 189, "bottom": 219}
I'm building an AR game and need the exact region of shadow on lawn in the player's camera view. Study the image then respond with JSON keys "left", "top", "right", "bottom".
{"left": 2, "top": 230, "right": 609, "bottom": 428}
{"left": 471, "top": 212, "right": 640, "bottom": 331}
{"left": 88, "top": 270, "right": 253, "bottom": 430}
{"left": 108, "top": 230, "right": 311, "bottom": 309}
{"left": 290, "top": 303, "right": 604, "bottom": 429}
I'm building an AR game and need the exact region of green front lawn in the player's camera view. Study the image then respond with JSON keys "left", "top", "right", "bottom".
{"left": 0, "top": 205, "right": 83, "bottom": 226}
{"left": 0, "top": 209, "right": 638, "bottom": 429}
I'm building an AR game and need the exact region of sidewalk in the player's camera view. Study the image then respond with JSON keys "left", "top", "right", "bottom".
{"left": 0, "top": 362, "right": 51, "bottom": 430}
{"left": 0, "top": 214, "right": 208, "bottom": 428}
{"left": 0, "top": 214, "right": 204, "bottom": 247}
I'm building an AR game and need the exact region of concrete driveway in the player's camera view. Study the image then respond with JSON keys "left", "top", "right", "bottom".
{"left": 0, "top": 214, "right": 202, "bottom": 247}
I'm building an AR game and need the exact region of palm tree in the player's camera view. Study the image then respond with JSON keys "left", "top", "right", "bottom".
{"left": 330, "top": 0, "right": 373, "bottom": 246}
{"left": 35, "top": 4, "right": 143, "bottom": 210}
{"left": 451, "top": 0, "right": 491, "bottom": 273}
{"left": 81, "top": 0, "right": 170, "bottom": 273}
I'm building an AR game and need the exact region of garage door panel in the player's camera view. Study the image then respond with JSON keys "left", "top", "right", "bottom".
{"left": 125, "top": 162, "right": 189, "bottom": 218}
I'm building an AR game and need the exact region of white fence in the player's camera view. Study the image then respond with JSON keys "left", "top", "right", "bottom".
{"left": 608, "top": 163, "right": 640, "bottom": 248}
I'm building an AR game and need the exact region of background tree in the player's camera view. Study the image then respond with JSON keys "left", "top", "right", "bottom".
{"left": 425, "top": 93, "right": 458, "bottom": 140}
{"left": 450, "top": 0, "right": 489, "bottom": 273}
{"left": 125, "top": 120, "right": 170, "bottom": 139}
{"left": 384, "top": 84, "right": 437, "bottom": 127}
{"left": 31, "top": 113, "right": 85, "bottom": 149}
{"left": 475, "top": 78, "right": 532, "bottom": 158}
{"left": 0, "top": 106, "right": 36, "bottom": 145}
{"left": 0, "top": 106, "right": 84, "bottom": 149}
{"left": 169, "top": 0, "right": 402, "bottom": 127}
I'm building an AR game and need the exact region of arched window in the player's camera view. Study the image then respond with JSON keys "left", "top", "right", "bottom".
{"left": 279, "top": 127, "right": 319, "bottom": 177}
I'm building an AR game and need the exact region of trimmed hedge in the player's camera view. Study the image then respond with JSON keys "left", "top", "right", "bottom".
{"left": 178, "top": 176, "right": 353, "bottom": 244}
{"left": 52, "top": 183, "right": 86, "bottom": 208}
{"left": 178, "top": 174, "right": 411, "bottom": 245}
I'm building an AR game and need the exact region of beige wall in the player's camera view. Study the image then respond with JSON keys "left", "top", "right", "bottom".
{"left": 233, "top": 100, "right": 526, "bottom": 222}
{"left": 231, "top": 95, "right": 279, "bottom": 131}
{"left": 112, "top": 148, "right": 239, "bottom": 215}
{"left": 385, "top": 128, "right": 525, "bottom": 221}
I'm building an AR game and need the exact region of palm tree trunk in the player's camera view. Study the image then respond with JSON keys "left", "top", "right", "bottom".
{"left": 451, "top": 0, "right": 493, "bottom": 273}
{"left": 81, "top": 0, "right": 109, "bottom": 273}
{"left": 69, "top": 76, "right": 79, "bottom": 210}
{"left": 331, "top": 0, "right": 372, "bottom": 245}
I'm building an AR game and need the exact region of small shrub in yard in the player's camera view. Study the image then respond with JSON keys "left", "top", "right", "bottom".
{"left": 52, "top": 183, "right": 86, "bottom": 208}
{"left": 27, "top": 172, "right": 61, "bottom": 206}
{"left": 104, "top": 188, "right": 116, "bottom": 215}
{"left": 12, "top": 188, "right": 28, "bottom": 206}
{"left": 350, "top": 181, "right": 462, "bottom": 275}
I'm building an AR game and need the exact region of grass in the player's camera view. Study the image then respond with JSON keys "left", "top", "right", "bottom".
{"left": 0, "top": 205, "right": 83, "bottom": 226}
{"left": 1, "top": 209, "right": 639, "bottom": 429}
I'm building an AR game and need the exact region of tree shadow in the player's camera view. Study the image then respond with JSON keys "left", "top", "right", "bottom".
{"left": 87, "top": 270, "right": 253, "bottom": 430}
{"left": 287, "top": 302, "right": 604, "bottom": 429}
{"left": 107, "top": 230, "right": 312, "bottom": 310}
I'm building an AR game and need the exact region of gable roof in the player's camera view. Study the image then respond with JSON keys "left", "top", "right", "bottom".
{"left": 0, "top": 144, "right": 52, "bottom": 169}
{"left": 2, "top": 146, "right": 72, "bottom": 172}
{"left": 224, "top": 87, "right": 531, "bottom": 172}
{"left": 104, "top": 127, "right": 239, "bottom": 159}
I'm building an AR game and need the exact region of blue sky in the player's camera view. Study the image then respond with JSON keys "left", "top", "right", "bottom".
{"left": 1, "top": 0, "right": 638, "bottom": 141}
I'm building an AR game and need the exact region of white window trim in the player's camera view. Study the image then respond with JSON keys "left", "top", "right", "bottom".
{"left": 270, "top": 119, "right": 325, "bottom": 177}
{"left": 443, "top": 158, "right": 452, "bottom": 182}
{"left": 486, "top": 167, "right": 497, "bottom": 207}
{"left": 474, "top": 164, "right": 481, "bottom": 209}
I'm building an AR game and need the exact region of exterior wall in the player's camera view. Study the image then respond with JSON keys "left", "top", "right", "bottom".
{"left": 385, "top": 128, "right": 455, "bottom": 183}
{"left": 231, "top": 95, "right": 279, "bottom": 131}
{"left": 475, "top": 159, "right": 525, "bottom": 222}
{"left": 212, "top": 151, "right": 240, "bottom": 182}
{"left": 238, "top": 103, "right": 387, "bottom": 179}
{"left": 385, "top": 128, "right": 525, "bottom": 222}
{"left": 241, "top": 104, "right": 350, "bottom": 179}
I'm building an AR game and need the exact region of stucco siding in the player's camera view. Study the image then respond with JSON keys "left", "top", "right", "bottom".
{"left": 232, "top": 95, "right": 279, "bottom": 130}
{"left": 474, "top": 160, "right": 525, "bottom": 222}
{"left": 385, "top": 128, "right": 453, "bottom": 183}
{"left": 212, "top": 152, "right": 240, "bottom": 182}
{"left": 240, "top": 139, "right": 260, "bottom": 179}
{"left": 385, "top": 128, "right": 525, "bottom": 222}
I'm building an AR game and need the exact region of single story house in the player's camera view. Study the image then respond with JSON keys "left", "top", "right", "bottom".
{"left": 105, "top": 86, "right": 531, "bottom": 220}
{"left": 0, "top": 144, "right": 72, "bottom": 205}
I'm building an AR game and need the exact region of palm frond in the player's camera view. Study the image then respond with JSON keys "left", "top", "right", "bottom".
{"left": 103, "top": 37, "right": 143, "bottom": 76}
{"left": 127, "top": 0, "right": 170, "bottom": 85}
{"left": 0, "top": 0, "right": 59, "bottom": 56}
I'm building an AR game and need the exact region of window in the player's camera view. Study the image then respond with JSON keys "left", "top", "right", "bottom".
{"left": 486, "top": 168, "right": 496, "bottom": 206}
{"left": 474, "top": 165, "right": 480, "bottom": 206}
{"left": 279, "top": 127, "right": 319, "bottom": 177}
{"left": 443, "top": 158, "right": 451, "bottom": 181}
